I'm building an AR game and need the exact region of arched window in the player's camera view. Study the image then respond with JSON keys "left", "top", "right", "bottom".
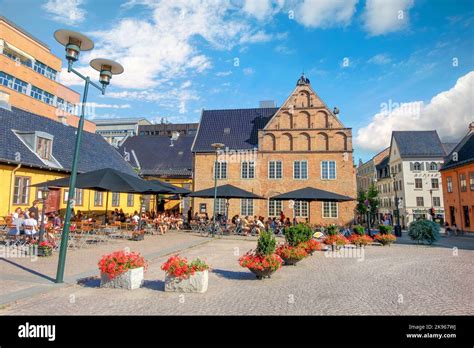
{"left": 299, "top": 132, "right": 311, "bottom": 151}
{"left": 413, "top": 162, "right": 421, "bottom": 171}
{"left": 429, "top": 162, "right": 437, "bottom": 171}
{"left": 317, "top": 132, "right": 329, "bottom": 151}
{"left": 263, "top": 133, "right": 276, "bottom": 151}
{"left": 281, "top": 133, "right": 293, "bottom": 151}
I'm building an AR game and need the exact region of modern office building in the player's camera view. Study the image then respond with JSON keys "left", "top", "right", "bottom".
{"left": 0, "top": 16, "right": 96, "bottom": 132}
{"left": 138, "top": 122, "right": 199, "bottom": 137}
{"left": 94, "top": 118, "right": 152, "bottom": 147}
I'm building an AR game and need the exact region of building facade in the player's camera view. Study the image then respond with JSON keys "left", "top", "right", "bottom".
{"left": 0, "top": 16, "right": 95, "bottom": 133}
{"left": 356, "top": 147, "right": 389, "bottom": 193}
{"left": 94, "top": 118, "right": 152, "bottom": 147}
{"left": 192, "top": 75, "right": 356, "bottom": 225}
{"left": 0, "top": 104, "right": 141, "bottom": 218}
{"left": 388, "top": 131, "right": 452, "bottom": 228}
{"left": 138, "top": 122, "right": 199, "bottom": 137}
{"left": 440, "top": 123, "right": 474, "bottom": 233}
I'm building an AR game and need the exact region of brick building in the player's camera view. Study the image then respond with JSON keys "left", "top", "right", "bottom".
{"left": 191, "top": 75, "right": 356, "bottom": 225}
{"left": 440, "top": 123, "right": 474, "bottom": 233}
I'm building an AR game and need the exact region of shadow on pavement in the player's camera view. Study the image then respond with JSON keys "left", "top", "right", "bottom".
{"left": 212, "top": 268, "right": 256, "bottom": 280}
{"left": 142, "top": 279, "right": 165, "bottom": 291}
{"left": 0, "top": 257, "right": 56, "bottom": 283}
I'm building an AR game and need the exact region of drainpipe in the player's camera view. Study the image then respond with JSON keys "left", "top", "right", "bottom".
{"left": 9, "top": 163, "right": 22, "bottom": 214}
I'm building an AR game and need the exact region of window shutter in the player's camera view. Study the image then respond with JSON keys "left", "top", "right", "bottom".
{"left": 410, "top": 162, "right": 413, "bottom": 171}
{"left": 420, "top": 162, "right": 424, "bottom": 170}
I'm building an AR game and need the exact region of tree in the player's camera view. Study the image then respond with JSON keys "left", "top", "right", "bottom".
{"left": 356, "top": 190, "right": 367, "bottom": 217}
{"left": 367, "top": 183, "right": 379, "bottom": 224}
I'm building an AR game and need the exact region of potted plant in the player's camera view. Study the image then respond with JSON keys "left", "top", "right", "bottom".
{"left": 29, "top": 240, "right": 53, "bottom": 257}
{"left": 352, "top": 225, "right": 365, "bottom": 235}
{"left": 323, "top": 234, "right": 348, "bottom": 250}
{"left": 239, "top": 230, "right": 283, "bottom": 279}
{"left": 162, "top": 255, "right": 210, "bottom": 292}
{"left": 98, "top": 250, "right": 147, "bottom": 290}
{"left": 374, "top": 233, "right": 397, "bottom": 246}
{"left": 131, "top": 230, "right": 145, "bottom": 241}
{"left": 378, "top": 225, "right": 393, "bottom": 235}
{"left": 408, "top": 220, "right": 440, "bottom": 245}
{"left": 348, "top": 234, "right": 373, "bottom": 247}
{"left": 327, "top": 224, "right": 339, "bottom": 236}
{"left": 275, "top": 244, "right": 308, "bottom": 265}
{"left": 299, "top": 239, "right": 322, "bottom": 255}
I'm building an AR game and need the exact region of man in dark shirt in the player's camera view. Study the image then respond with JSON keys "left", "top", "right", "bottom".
{"left": 29, "top": 200, "right": 40, "bottom": 222}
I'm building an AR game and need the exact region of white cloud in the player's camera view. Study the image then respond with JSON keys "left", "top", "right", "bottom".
{"left": 368, "top": 53, "right": 392, "bottom": 65}
{"left": 363, "top": 0, "right": 414, "bottom": 36}
{"left": 274, "top": 44, "right": 295, "bottom": 54}
{"left": 242, "top": 0, "right": 284, "bottom": 20}
{"left": 42, "top": 0, "right": 86, "bottom": 25}
{"left": 87, "top": 103, "right": 131, "bottom": 109}
{"left": 355, "top": 71, "right": 474, "bottom": 152}
{"left": 292, "top": 0, "right": 358, "bottom": 28}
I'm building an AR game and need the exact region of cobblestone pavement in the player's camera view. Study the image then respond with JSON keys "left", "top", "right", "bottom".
{"left": 0, "top": 232, "right": 473, "bottom": 315}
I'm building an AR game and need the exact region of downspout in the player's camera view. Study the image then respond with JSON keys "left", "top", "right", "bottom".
{"left": 9, "top": 163, "right": 22, "bottom": 214}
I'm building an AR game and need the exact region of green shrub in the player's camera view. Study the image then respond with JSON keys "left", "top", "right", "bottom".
{"left": 378, "top": 225, "right": 393, "bottom": 235}
{"left": 256, "top": 230, "right": 277, "bottom": 256}
{"left": 327, "top": 225, "right": 338, "bottom": 236}
{"left": 284, "top": 224, "right": 312, "bottom": 247}
{"left": 353, "top": 225, "right": 365, "bottom": 235}
{"left": 408, "top": 220, "right": 440, "bottom": 245}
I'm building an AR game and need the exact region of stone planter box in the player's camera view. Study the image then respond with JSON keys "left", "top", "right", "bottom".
{"left": 100, "top": 267, "right": 144, "bottom": 290}
{"left": 164, "top": 270, "right": 208, "bottom": 293}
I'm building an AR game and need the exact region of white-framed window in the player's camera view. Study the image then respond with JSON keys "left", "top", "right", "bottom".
{"left": 0, "top": 71, "right": 27, "bottom": 94}
{"left": 240, "top": 198, "right": 254, "bottom": 216}
{"left": 268, "top": 160, "right": 282, "bottom": 179}
{"left": 214, "top": 161, "right": 227, "bottom": 179}
{"left": 127, "top": 194, "right": 134, "bottom": 207}
{"left": 432, "top": 197, "right": 441, "bottom": 207}
{"left": 94, "top": 191, "right": 103, "bottom": 206}
{"left": 36, "top": 137, "right": 52, "bottom": 160}
{"left": 13, "top": 176, "right": 30, "bottom": 205}
{"left": 322, "top": 202, "right": 338, "bottom": 218}
{"left": 241, "top": 161, "right": 255, "bottom": 179}
{"left": 294, "top": 201, "right": 308, "bottom": 217}
{"left": 416, "top": 197, "right": 424, "bottom": 207}
{"left": 268, "top": 199, "right": 282, "bottom": 217}
{"left": 431, "top": 178, "right": 439, "bottom": 189}
{"left": 321, "top": 160, "right": 336, "bottom": 179}
{"left": 447, "top": 177, "right": 453, "bottom": 193}
{"left": 429, "top": 162, "right": 438, "bottom": 171}
{"left": 215, "top": 198, "right": 226, "bottom": 214}
{"left": 112, "top": 192, "right": 120, "bottom": 207}
{"left": 413, "top": 162, "right": 422, "bottom": 171}
{"left": 293, "top": 160, "right": 308, "bottom": 179}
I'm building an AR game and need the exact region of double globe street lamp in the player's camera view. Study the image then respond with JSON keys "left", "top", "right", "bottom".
{"left": 53, "top": 29, "right": 124, "bottom": 283}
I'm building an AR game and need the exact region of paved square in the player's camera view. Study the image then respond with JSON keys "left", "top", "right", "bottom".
{"left": 0, "top": 232, "right": 473, "bottom": 315}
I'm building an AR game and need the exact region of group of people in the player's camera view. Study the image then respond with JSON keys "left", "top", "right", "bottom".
{"left": 7, "top": 201, "right": 62, "bottom": 245}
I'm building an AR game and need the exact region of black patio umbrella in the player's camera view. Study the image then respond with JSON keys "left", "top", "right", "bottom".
{"left": 32, "top": 168, "right": 178, "bottom": 221}
{"left": 147, "top": 180, "right": 191, "bottom": 195}
{"left": 270, "top": 187, "right": 354, "bottom": 223}
{"left": 188, "top": 184, "right": 264, "bottom": 199}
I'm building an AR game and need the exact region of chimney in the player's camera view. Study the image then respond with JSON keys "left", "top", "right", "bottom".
{"left": 0, "top": 91, "right": 11, "bottom": 111}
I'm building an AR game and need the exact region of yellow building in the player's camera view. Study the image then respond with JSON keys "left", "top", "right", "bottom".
{"left": 0, "top": 102, "right": 141, "bottom": 218}
{"left": 0, "top": 15, "right": 96, "bottom": 133}
{"left": 118, "top": 134, "right": 194, "bottom": 213}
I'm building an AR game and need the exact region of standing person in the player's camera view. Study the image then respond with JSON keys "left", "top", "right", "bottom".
{"left": 187, "top": 207, "right": 193, "bottom": 224}
{"left": 280, "top": 210, "right": 285, "bottom": 223}
{"left": 29, "top": 200, "right": 40, "bottom": 222}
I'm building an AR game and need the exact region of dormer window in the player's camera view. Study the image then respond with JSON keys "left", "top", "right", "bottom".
{"left": 224, "top": 127, "right": 231, "bottom": 134}
{"left": 36, "top": 136, "right": 52, "bottom": 160}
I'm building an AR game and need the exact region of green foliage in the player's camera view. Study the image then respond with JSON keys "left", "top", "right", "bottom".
{"left": 327, "top": 225, "right": 338, "bottom": 236}
{"left": 284, "top": 224, "right": 312, "bottom": 247}
{"left": 356, "top": 190, "right": 367, "bottom": 215}
{"left": 367, "top": 183, "right": 379, "bottom": 215}
{"left": 378, "top": 225, "right": 393, "bottom": 235}
{"left": 352, "top": 225, "right": 365, "bottom": 235}
{"left": 408, "top": 220, "right": 440, "bottom": 245}
{"left": 256, "top": 230, "right": 277, "bottom": 256}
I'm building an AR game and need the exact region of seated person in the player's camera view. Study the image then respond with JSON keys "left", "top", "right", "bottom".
{"left": 242, "top": 216, "right": 251, "bottom": 236}
{"left": 255, "top": 216, "right": 265, "bottom": 235}
{"left": 23, "top": 212, "right": 38, "bottom": 241}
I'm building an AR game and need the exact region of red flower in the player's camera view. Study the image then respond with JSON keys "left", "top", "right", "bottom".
{"left": 238, "top": 251, "right": 283, "bottom": 272}
{"left": 323, "top": 235, "right": 348, "bottom": 246}
{"left": 348, "top": 234, "right": 373, "bottom": 246}
{"left": 275, "top": 244, "right": 308, "bottom": 260}
{"left": 161, "top": 255, "right": 209, "bottom": 279}
{"left": 98, "top": 250, "right": 147, "bottom": 279}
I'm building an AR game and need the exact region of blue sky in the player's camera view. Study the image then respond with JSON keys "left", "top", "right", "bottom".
{"left": 2, "top": 0, "right": 473, "bottom": 162}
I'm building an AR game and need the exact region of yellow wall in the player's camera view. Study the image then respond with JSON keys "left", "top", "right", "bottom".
{"left": 0, "top": 164, "right": 142, "bottom": 217}
{"left": 144, "top": 176, "right": 192, "bottom": 211}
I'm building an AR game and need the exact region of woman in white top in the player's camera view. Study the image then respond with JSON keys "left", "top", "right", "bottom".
{"left": 23, "top": 211, "right": 38, "bottom": 240}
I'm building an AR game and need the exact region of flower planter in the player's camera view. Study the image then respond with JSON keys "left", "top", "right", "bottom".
{"left": 248, "top": 267, "right": 276, "bottom": 279}
{"left": 330, "top": 244, "right": 344, "bottom": 251}
{"left": 100, "top": 267, "right": 144, "bottom": 290}
{"left": 281, "top": 257, "right": 303, "bottom": 266}
{"left": 37, "top": 247, "right": 52, "bottom": 257}
{"left": 165, "top": 270, "right": 208, "bottom": 293}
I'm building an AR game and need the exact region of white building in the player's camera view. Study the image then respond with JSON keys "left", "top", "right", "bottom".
{"left": 94, "top": 118, "right": 151, "bottom": 147}
{"left": 388, "top": 131, "right": 456, "bottom": 228}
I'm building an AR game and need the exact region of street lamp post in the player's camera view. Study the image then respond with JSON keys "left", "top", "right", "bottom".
{"left": 392, "top": 172, "right": 402, "bottom": 236}
{"left": 211, "top": 143, "right": 225, "bottom": 237}
{"left": 53, "top": 30, "right": 123, "bottom": 283}
{"left": 38, "top": 186, "right": 50, "bottom": 244}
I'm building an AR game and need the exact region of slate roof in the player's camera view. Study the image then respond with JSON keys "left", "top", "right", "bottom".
{"left": 118, "top": 135, "right": 194, "bottom": 178}
{"left": 441, "top": 132, "right": 474, "bottom": 171}
{"left": 442, "top": 142, "right": 458, "bottom": 156}
{"left": 392, "top": 131, "right": 446, "bottom": 158}
{"left": 0, "top": 106, "right": 137, "bottom": 176}
{"left": 192, "top": 108, "right": 278, "bottom": 152}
